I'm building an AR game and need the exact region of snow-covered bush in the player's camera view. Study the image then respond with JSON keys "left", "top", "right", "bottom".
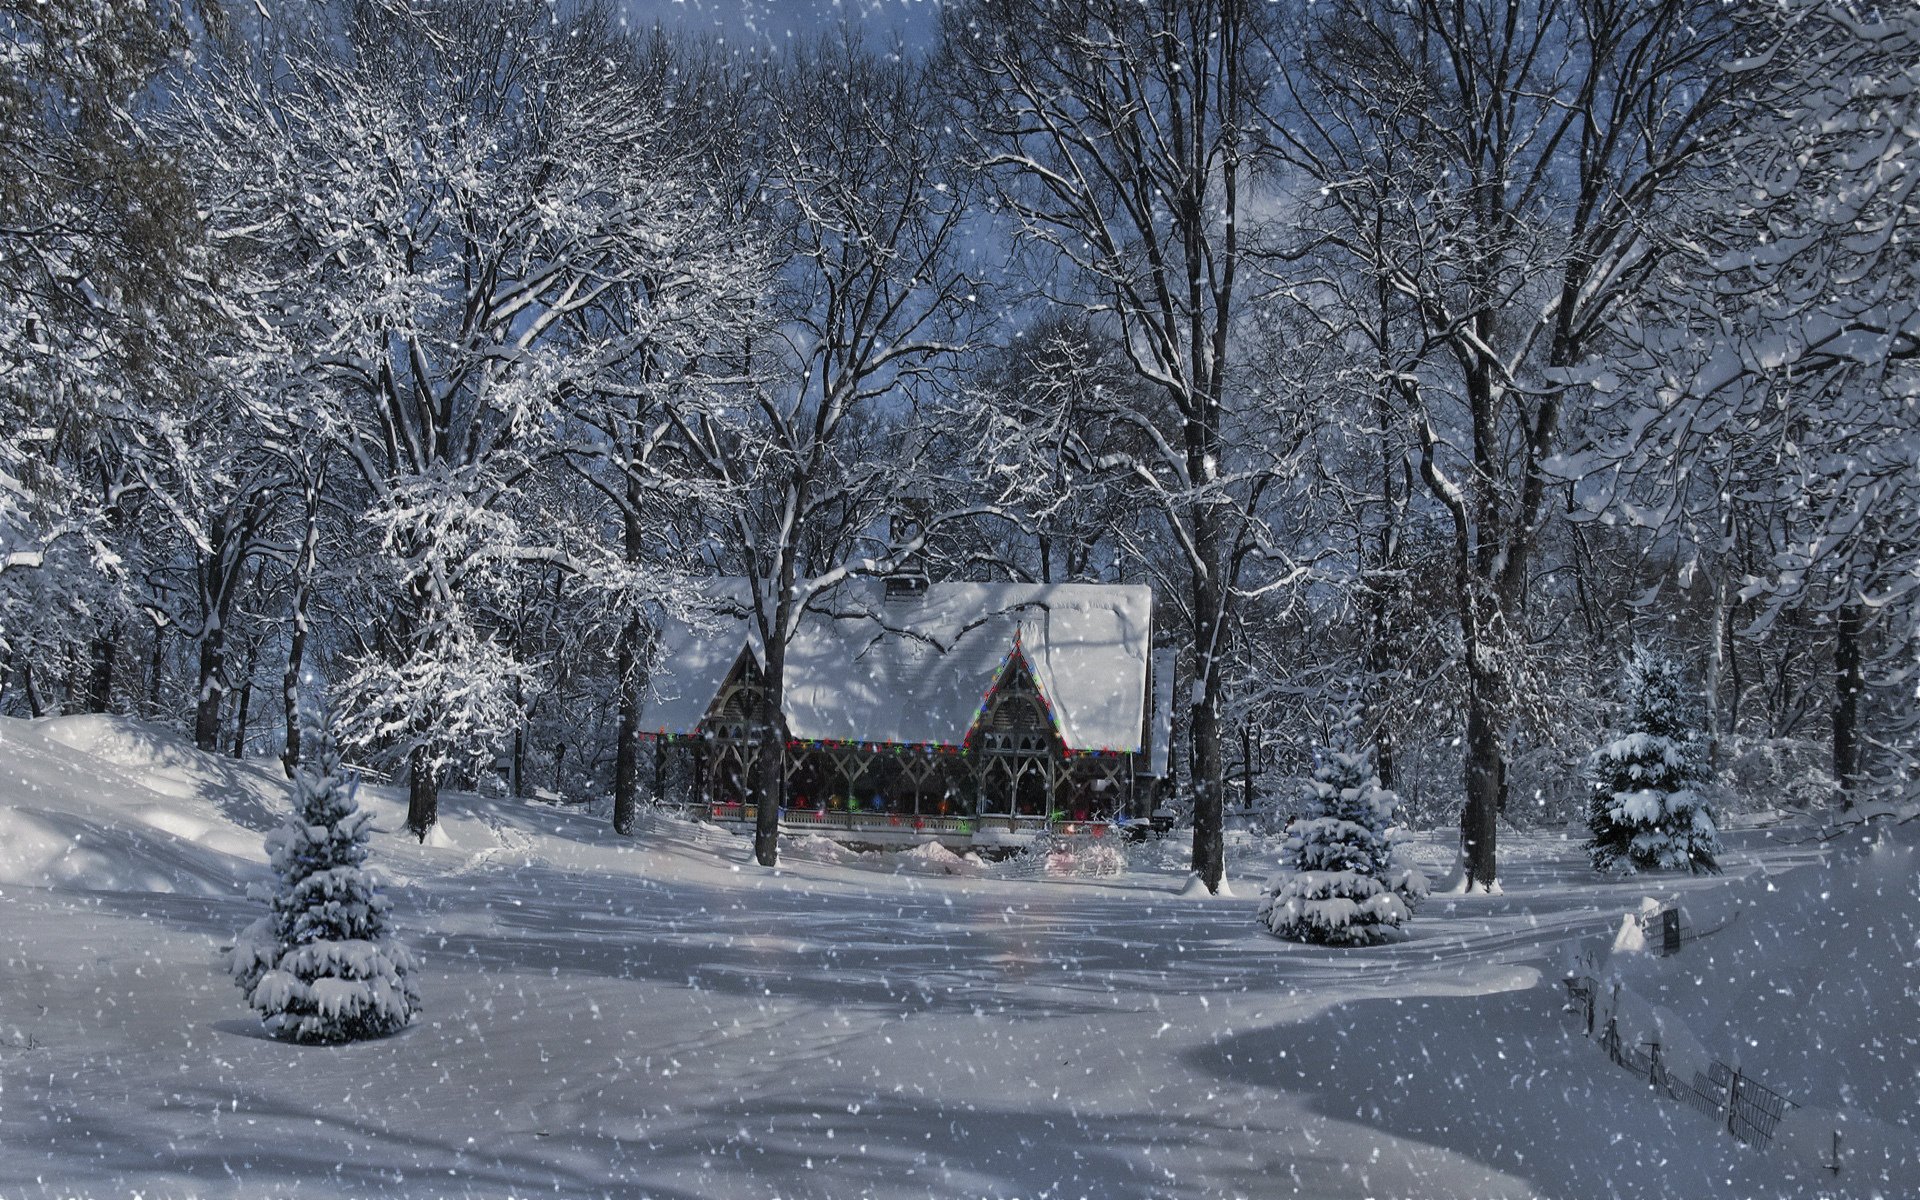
{"left": 230, "top": 714, "right": 420, "bottom": 1043}
{"left": 1586, "top": 651, "right": 1721, "bottom": 874}
{"left": 1258, "top": 729, "right": 1428, "bottom": 945}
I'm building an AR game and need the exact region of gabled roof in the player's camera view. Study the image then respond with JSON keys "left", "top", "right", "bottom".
{"left": 644, "top": 578, "right": 1154, "bottom": 753}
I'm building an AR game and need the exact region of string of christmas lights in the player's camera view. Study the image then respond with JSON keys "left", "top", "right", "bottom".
{"left": 641, "top": 632, "right": 1136, "bottom": 757}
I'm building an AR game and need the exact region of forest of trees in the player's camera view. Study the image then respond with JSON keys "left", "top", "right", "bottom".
{"left": 3, "top": 0, "right": 1913, "bottom": 892}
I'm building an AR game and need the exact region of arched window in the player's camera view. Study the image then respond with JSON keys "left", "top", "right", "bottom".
{"left": 704, "top": 657, "right": 767, "bottom": 805}
{"left": 975, "top": 653, "right": 1060, "bottom": 818}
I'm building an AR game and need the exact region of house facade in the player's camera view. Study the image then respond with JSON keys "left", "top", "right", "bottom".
{"left": 641, "top": 577, "right": 1174, "bottom": 849}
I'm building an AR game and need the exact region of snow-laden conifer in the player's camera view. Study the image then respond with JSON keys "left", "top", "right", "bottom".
{"left": 1586, "top": 650, "right": 1720, "bottom": 875}
{"left": 1258, "top": 723, "right": 1427, "bottom": 945}
{"left": 230, "top": 712, "right": 420, "bottom": 1042}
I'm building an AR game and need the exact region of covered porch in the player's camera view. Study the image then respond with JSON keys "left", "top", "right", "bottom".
{"left": 639, "top": 577, "right": 1170, "bottom": 851}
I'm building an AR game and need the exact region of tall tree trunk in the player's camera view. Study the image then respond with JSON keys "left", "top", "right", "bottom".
{"left": 1461, "top": 678, "right": 1501, "bottom": 888}
{"left": 279, "top": 650, "right": 303, "bottom": 776}
{"left": 612, "top": 496, "right": 648, "bottom": 835}
{"left": 1184, "top": 368, "right": 1230, "bottom": 891}
{"left": 406, "top": 744, "right": 439, "bottom": 840}
{"left": 230, "top": 638, "right": 259, "bottom": 759}
{"left": 230, "top": 674, "right": 252, "bottom": 758}
{"left": 1421, "top": 410, "right": 1501, "bottom": 891}
{"left": 1365, "top": 304, "right": 1406, "bottom": 790}
{"left": 145, "top": 620, "right": 166, "bottom": 720}
{"left": 1240, "top": 721, "right": 1254, "bottom": 815}
{"left": 1462, "top": 587, "right": 1509, "bottom": 884}
{"left": 280, "top": 595, "right": 310, "bottom": 776}
{"left": 752, "top": 638, "right": 788, "bottom": 868}
{"left": 195, "top": 507, "right": 253, "bottom": 752}
{"left": 508, "top": 674, "right": 528, "bottom": 798}
{"left": 1363, "top": 582, "right": 1398, "bottom": 790}
{"left": 193, "top": 626, "right": 226, "bottom": 752}
{"left": 1374, "top": 723, "right": 1397, "bottom": 793}
{"left": 1187, "top": 569, "right": 1227, "bottom": 891}
{"left": 86, "top": 624, "right": 116, "bottom": 713}
{"left": 63, "top": 641, "right": 81, "bottom": 712}
{"left": 281, "top": 475, "right": 320, "bottom": 777}
{"left": 1704, "top": 568, "right": 1728, "bottom": 770}
{"left": 22, "top": 659, "right": 45, "bottom": 718}
{"left": 613, "top": 613, "right": 642, "bottom": 836}
{"left": 1723, "top": 596, "right": 1743, "bottom": 739}
{"left": 398, "top": 566, "right": 446, "bottom": 838}
{"left": 1189, "top": 680, "right": 1225, "bottom": 887}
{"left": 1832, "top": 600, "right": 1866, "bottom": 806}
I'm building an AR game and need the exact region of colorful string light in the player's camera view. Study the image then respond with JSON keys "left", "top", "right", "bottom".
{"left": 643, "top": 632, "right": 1135, "bottom": 757}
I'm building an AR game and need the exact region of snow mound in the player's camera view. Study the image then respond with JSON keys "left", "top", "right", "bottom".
{"left": 0, "top": 804, "right": 244, "bottom": 896}
{"left": 0, "top": 714, "right": 594, "bottom": 895}
{"left": 1175, "top": 871, "right": 1233, "bottom": 898}
{"left": 0, "top": 716, "right": 273, "bottom": 894}
{"left": 1582, "top": 809, "right": 1920, "bottom": 1188}
{"left": 894, "top": 839, "right": 977, "bottom": 875}
{"left": 782, "top": 833, "right": 861, "bottom": 864}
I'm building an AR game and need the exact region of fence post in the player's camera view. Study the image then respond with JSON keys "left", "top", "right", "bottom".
{"left": 1830, "top": 1131, "right": 1843, "bottom": 1175}
{"left": 1646, "top": 1041, "right": 1663, "bottom": 1090}
{"left": 1726, "top": 1069, "right": 1742, "bottom": 1138}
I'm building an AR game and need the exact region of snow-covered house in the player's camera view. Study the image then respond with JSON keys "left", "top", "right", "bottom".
{"left": 642, "top": 577, "right": 1175, "bottom": 848}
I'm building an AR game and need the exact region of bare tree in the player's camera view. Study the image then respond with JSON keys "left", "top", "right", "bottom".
{"left": 1267, "top": 0, "right": 1734, "bottom": 888}
{"left": 0, "top": 0, "right": 214, "bottom": 706}
{"left": 660, "top": 37, "right": 979, "bottom": 868}
{"left": 551, "top": 38, "right": 768, "bottom": 836}
{"left": 941, "top": 0, "right": 1298, "bottom": 893}
{"left": 186, "top": 0, "right": 756, "bottom": 837}
{"left": 1581, "top": 0, "right": 1920, "bottom": 802}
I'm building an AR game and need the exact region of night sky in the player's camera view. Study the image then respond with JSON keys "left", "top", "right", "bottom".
{"left": 619, "top": 0, "right": 944, "bottom": 50}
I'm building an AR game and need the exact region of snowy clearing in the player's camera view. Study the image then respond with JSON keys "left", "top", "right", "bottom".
{"left": 0, "top": 715, "right": 1912, "bottom": 1199}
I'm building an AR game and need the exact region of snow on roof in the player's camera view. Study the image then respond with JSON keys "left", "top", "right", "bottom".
{"left": 1147, "top": 649, "right": 1177, "bottom": 778}
{"left": 644, "top": 578, "right": 1155, "bottom": 753}
{"left": 642, "top": 605, "right": 754, "bottom": 741}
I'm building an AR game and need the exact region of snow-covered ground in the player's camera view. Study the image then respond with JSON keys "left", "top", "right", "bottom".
{"left": 0, "top": 715, "right": 1912, "bottom": 1199}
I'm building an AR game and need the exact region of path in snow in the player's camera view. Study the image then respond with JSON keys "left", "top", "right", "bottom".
{"left": 0, "top": 716, "right": 1869, "bottom": 1198}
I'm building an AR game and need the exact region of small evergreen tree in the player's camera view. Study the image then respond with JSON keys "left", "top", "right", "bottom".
{"left": 230, "top": 709, "right": 420, "bottom": 1042}
{"left": 1587, "top": 650, "right": 1721, "bottom": 875}
{"left": 1258, "top": 720, "right": 1428, "bottom": 945}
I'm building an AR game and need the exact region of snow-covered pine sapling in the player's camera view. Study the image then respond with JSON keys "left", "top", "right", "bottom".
{"left": 1586, "top": 649, "right": 1721, "bottom": 875}
{"left": 1258, "top": 726, "right": 1428, "bottom": 945}
{"left": 230, "top": 711, "right": 420, "bottom": 1042}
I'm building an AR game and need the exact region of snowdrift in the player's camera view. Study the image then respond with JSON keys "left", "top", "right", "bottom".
{"left": 1575, "top": 807, "right": 1920, "bottom": 1189}
{"left": 0, "top": 715, "right": 278, "bottom": 894}
{"left": 3, "top": 711, "right": 1911, "bottom": 1200}
{"left": 0, "top": 714, "right": 678, "bottom": 896}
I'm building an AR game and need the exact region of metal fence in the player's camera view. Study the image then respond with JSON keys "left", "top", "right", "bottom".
{"left": 1635, "top": 906, "right": 1690, "bottom": 955}
{"left": 1561, "top": 974, "right": 1797, "bottom": 1148}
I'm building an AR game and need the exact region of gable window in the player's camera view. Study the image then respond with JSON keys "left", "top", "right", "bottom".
{"left": 976, "top": 653, "right": 1060, "bottom": 818}
{"left": 704, "top": 657, "right": 768, "bottom": 806}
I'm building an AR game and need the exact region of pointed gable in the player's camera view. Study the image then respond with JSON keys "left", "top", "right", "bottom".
{"left": 644, "top": 578, "right": 1153, "bottom": 752}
